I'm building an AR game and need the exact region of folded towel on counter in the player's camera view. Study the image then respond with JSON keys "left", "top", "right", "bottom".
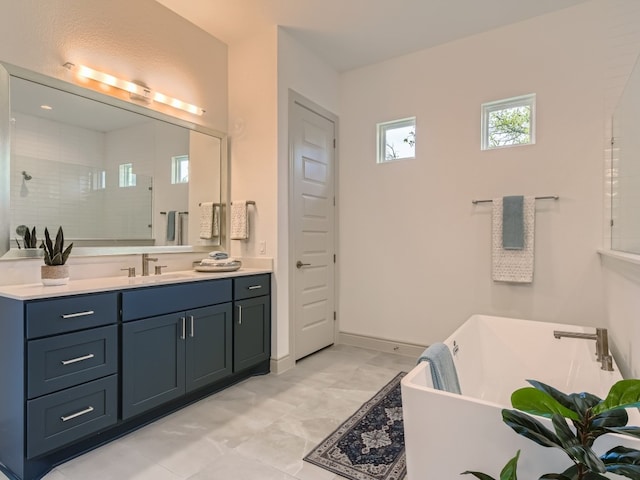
{"left": 200, "top": 257, "right": 239, "bottom": 266}
{"left": 418, "top": 343, "right": 461, "bottom": 394}
{"left": 492, "top": 196, "right": 535, "bottom": 283}
{"left": 199, "top": 202, "right": 215, "bottom": 239}
{"left": 208, "top": 251, "right": 229, "bottom": 260}
{"left": 231, "top": 201, "right": 249, "bottom": 240}
{"left": 166, "top": 211, "right": 176, "bottom": 242}
{"left": 502, "top": 195, "right": 524, "bottom": 250}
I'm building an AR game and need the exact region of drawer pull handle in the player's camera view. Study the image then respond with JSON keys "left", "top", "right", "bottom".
{"left": 238, "top": 305, "right": 243, "bottom": 325}
{"left": 61, "top": 310, "right": 95, "bottom": 319}
{"left": 60, "top": 406, "right": 94, "bottom": 422}
{"left": 189, "top": 315, "right": 195, "bottom": 338}
{"left": 248, "top": 285, "right": 262, "bottom": 290}
{"left": 180, "top": 317, "right": 186, "bottom": 340}
{"left": 61, "top": 353, "right": 95, "bottom": 365}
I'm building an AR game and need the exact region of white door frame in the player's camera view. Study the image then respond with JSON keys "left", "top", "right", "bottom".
{"left": 288, "top": 89, "right": 339, "bottom": 363}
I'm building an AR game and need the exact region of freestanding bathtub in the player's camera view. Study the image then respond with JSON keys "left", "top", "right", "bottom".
{"left": 401, "top": 314, "right": 640, "bottom": 479}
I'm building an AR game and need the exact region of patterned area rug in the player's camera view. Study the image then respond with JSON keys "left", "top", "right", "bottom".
{"left": 303, "top": 372, "right": 407, "bottom": 480}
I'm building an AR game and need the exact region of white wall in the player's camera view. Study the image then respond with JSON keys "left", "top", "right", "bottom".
{"left": 339, "top": 2, "right": 607, "bottom": 345}
{"left": 228, "top": 26, "right": 340, "bottom": 362}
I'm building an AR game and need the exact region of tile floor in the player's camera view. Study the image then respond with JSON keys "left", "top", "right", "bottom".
{"left": 7, "top": 345, "right": 417, "bottom": 480}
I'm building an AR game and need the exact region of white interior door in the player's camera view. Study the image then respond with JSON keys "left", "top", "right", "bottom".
{"left": 290, "top": 98, "right": 336, "bottom": 361}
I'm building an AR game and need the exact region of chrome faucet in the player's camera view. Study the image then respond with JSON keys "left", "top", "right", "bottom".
{"left": 553, "top": 328, "right": 613, "bottom": 371}
{"left": 141, "top": 253, "right": 158, "bottom": 276}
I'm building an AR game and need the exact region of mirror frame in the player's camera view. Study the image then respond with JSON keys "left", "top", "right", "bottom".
{"left": 0, "top": 61, "right": 229, "bottom": 260}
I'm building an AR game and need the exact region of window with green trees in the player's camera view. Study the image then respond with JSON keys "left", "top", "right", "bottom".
{"left": 481, "top": 94, "right": 535, "bottom": 150}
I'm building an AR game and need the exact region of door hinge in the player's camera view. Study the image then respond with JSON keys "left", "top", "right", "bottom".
{"left": 333, "top": 138, "right": 336, "bottom": 148}
{"left": 611, "top": 219, "right": 614, "bottom": 227}
{"left": 333, "top": 254, "right": 336, "bottom": 263}
{"left": 611, "top": 136, "right": 615, "bottom": 146}
{"left": 333, "top": 311, "right": 336, "bottom": 321}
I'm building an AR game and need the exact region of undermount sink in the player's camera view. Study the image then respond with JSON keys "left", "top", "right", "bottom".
{"left": 129, "top": 272, "right": 192, "bottom": 284}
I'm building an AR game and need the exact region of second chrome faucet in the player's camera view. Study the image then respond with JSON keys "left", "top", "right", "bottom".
{"left": 141, "top": 253, "right": 158, "bottom": 276}
{"left": 553, "top": 327, "right": 613, "bottom": 371}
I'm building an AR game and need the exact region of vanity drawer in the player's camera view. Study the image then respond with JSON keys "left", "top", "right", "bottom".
{"left": 26, "top": 292, "right": 118, "bottom": 339}
{"left": 121, "top": 279, "right": 232, "bottom": 321}
{"left": 26, "top": 374, "right": 118, "bottom": 459}
{"left": 234, "top": 274, "right": 270, "bottom": 300}
{"left": 27, "top": 325, "right": 118, "bottom": 399}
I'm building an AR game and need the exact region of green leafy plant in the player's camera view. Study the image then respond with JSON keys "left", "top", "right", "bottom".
{"left": 22, "top": 226, "right": 38, "bottom": 248}
{"left": 463, "top": 379, "right": 640, "bottom": 480}
{"left": 43, "top": 226, "right": 73, "bottom": 266}
{"left": 462, "top": 450, "right": 520, "bottom": 480}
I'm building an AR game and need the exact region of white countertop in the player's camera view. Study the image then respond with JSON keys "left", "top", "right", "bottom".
{"left": 0, "top": 267, "right": 272, "bottom": 301}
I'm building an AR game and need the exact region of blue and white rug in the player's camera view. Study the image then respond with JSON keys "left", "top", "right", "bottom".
{"left": 303, "top": 372, "right": 407, "bottom": 480}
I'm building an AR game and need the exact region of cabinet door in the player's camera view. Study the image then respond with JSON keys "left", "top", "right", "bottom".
{"left": 234, "top": 296, "right": 271, "bottom": 372}
{"left": 185, "top": 303, "right": 232, "bottom": 393}
{"left": 122, "top": 314, "right": 186, "bottom": 419}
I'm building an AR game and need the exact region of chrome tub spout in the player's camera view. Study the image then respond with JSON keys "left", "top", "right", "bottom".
{"left": 553, "top": 328, "right": 613, "bottom": 371}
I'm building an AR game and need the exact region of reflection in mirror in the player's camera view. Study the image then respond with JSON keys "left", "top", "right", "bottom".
{"left": 0, "top": 62, "right": 228, "bottom": 259}
{"left": 612, "top": 53, "right": 640, "bottom": 254}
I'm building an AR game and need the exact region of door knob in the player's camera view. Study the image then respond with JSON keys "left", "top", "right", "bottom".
{"left": 296, "top": 260, "right": 311, "bottom": 269}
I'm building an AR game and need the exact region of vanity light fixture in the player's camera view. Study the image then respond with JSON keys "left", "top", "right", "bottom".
{"left": 63, "top": 62, "right": 205, "bottom": 116}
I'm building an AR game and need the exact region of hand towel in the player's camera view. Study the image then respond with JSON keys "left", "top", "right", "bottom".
{"left": 199, "top": 202, "right": 214, "bottom": 239}
{"left": 231, "top": 201, "right": 249, "bottom": 240}
{"left": 418, "top": 342, "right": 461, "bottom": 394}
{"left": 212, "top": 204, "right": 220, "bottom": 237}
{"left": 502, "top": 195, "right": 524, "bottom": 250}
{"left": 492, "top": 196, "right": 535, "bottom": 283}
{"left": 166, "top": 211, "right": 176, "bottom": 242}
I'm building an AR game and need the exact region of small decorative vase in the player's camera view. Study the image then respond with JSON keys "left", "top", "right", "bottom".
{"left": 41, "top": 265, "right": 69, "bottom": 286}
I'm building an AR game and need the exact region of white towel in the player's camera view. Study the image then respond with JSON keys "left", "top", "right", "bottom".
{"left": 212, "top": 204, "right": 220, "bottom": 237}
{"left": 492, "top": 196, "right": 535, "bottom": 283}
{"left": 231, "top": 201, "right": 249, "bottom": 240}
{"left": 199, "top": 202, "right": 214, "bottom": 239}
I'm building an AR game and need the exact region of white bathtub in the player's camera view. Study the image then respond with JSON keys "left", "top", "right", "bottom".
{"left": 401, "top": 314, "right": 640, "bottom": 479}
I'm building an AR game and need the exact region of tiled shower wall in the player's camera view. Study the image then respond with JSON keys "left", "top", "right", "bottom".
{"left": 10, "top": 112, "right": 153, "bottom": 246}
{"left": 604, "top": 0, "right": 640, "bottom": 252}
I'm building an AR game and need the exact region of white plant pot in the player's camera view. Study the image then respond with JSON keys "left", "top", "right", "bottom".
{"left": 41, "top": 265, "right": 69, "bottom": 286}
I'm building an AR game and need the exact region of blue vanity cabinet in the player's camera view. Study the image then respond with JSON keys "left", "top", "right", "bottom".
{"left": 233, "top": 275, "right": 271, "bottom": 372}
{"left": 121, "top": 279, "right": 233, "bottom": 420}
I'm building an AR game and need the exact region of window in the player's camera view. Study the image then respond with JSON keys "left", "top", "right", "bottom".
{"left": 91, "top": 170, "right": 106, "bottom": 190}
{"left": 119, "top": 163, "right": 136, "bottom": 187}
{"left": 377, "top": 117, "right": 416, "bottom": 163}
{"left": 481, "top": 94, "right": 535, "bottom": 150}
{"left": 171, "top": 155, "right": 189, "bottom": 184}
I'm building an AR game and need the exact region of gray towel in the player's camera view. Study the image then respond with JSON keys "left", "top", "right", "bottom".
{"left": 418, "top": 342, "right": 461, "bottom": 394}
{"left": 166, "top": 211, "right": 176, "bottom": 241}
{"left": 502, "top": 195, "right": 524, "bottom": 250}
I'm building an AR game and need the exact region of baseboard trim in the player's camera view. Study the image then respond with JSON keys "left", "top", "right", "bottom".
{"left": 270, "top": 354, "right": 295, "bottom": 374}
{"left": 338, "top": 332, "right": 426, "bottom": 358}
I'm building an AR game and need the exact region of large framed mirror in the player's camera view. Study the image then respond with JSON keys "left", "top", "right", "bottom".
{"left": 0, "top": 62, "right": 228, "bottom": 260}
{"left": 612, "top": 53, "right": 640, "bottom": 255}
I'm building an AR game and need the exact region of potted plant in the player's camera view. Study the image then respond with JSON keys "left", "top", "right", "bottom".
{"left": 462, "top": 379, "right": 640, "bottom": 479}
{"left": 41, "top": 226, "right": 73, "bottom": 285}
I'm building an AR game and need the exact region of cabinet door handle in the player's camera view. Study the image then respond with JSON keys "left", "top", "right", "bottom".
{"left": 61, "top": 353, "right": 95, "bottom": 365}
{"left": 248, "top": 285, "right": 262, "bottom": 290}
{"left": 61, "top": 310, "right": 95, "bottom": 319}
{"left": 60, "top": 406, "right": 94, "bottom": 422}
{"left": 180, "top": 317, "right": 186, "bottom": 340}
{"left": 238, "top": 305, "right": 242, "bottom": 325}
{"left": 189, "top": 315, "right": 195, "bottom": 338}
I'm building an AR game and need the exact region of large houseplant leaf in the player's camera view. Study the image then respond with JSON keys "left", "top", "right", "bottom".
{"left": 502, "top": 409, "right": 561, "bottom": 448}
{"left": 462, "top": 450, "right": 520, "bottom": 480}
{"left": 527, "top": 380, "right": 600, "bottom": 417}
{"left": 593, "top": 380, "right": 640, "bottom": 415}
{"left": 591, "top": 409, "right": 629, "bottom": 429}
{"left": 606, "top": 426, "right": 640, "bottom": 438}
{"left": 511, "top": 388, "right": 579, "bottom": 421}
{"left": 551, "top": 414, "right": 605, "bottom": 473}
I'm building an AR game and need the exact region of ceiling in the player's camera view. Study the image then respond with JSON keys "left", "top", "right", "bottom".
{"left": 155, "top": 0, "right": 590, "bottom": 72}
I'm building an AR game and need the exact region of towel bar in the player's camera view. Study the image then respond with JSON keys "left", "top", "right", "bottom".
{"left": 471, "top": 195, "right": 559, "bottom": 205}
{"left": 160, "top": 211, "right": 188, "bottom": 214}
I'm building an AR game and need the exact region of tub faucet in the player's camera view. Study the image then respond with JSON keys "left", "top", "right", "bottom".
{"left": 141, "top": 253, "right": 158, "bottom": 276}
{"left": 553, "top": 328, "right": 613, "bottom": 371}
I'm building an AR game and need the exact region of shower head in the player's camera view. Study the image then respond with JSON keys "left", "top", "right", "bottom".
{"left": 22, "top": 171, "right": 32, "bottom": 181}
